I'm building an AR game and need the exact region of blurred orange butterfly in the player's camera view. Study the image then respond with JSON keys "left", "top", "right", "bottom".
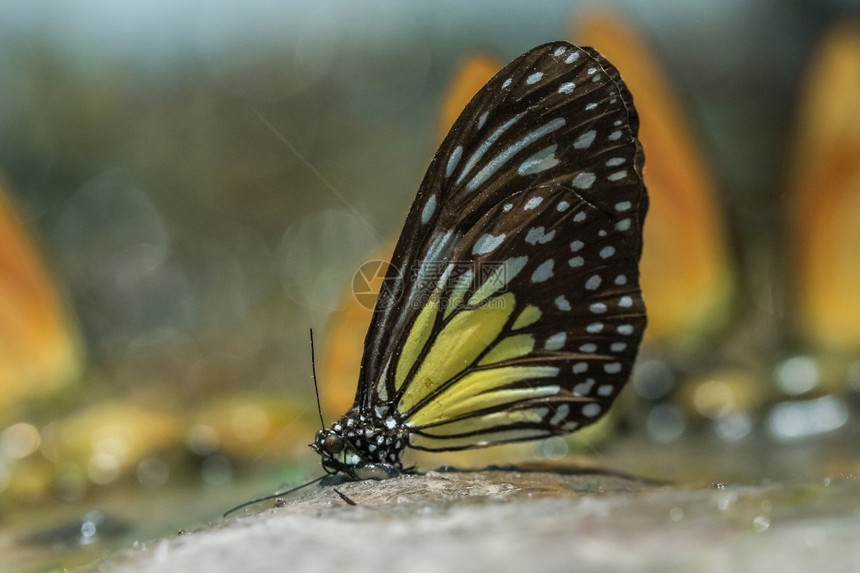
{"left": 788, "top": 21, "right": 860, "bottom": 356}
{"left": 0, "top": 177, "right": 82, "bottom": 417}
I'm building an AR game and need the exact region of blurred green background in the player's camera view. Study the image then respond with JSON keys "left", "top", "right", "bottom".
{"left": 1, "top": 0, "right": 859, "bottom": 570}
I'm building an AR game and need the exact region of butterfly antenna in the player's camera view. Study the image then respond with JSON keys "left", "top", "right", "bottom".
{"left": 223, "top": 475, "right": 326, "bottom": 518}
{"left": 310, "top": 328, "right": 326, "bottom": 430}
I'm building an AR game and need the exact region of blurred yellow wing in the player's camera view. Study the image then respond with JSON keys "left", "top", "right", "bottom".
{"left": 787, "top": 22, "right": 860, "bottom": 352}
{"left": 574, "top": 11, "right": 734, "bottom": 344}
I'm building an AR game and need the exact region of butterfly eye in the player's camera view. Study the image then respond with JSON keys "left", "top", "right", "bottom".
{"left": 322, "top": 434, "right": 343, "bottom": 455}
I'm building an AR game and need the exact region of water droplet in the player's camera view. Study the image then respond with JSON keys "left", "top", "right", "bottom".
{"left": 714, "top": 412, "right": 752, "bottom": 442}
{"left": 774, "top": 356, "right": 819, "bottom": 396}
{"left": 752, "top": 515, "right": 770, "bottom": 532}
{"left": 646, "top": 403, "right": 686, "bottom": 443}
{"left": 766, "top": 395, "right": 849, "bottom": 441}
{"left": 632, "top": 360, "right": 675, "bottom": 400}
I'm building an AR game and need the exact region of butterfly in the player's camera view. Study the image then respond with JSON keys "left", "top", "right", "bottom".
{"left": 312, "top": 41, "right": 648, "bottom": 479}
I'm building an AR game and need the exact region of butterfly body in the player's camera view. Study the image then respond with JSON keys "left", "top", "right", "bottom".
{"left": 313, "top": 408, "right": 408, "bottom": 478}
{"left": 314, "top": 41, "right": 647, "bottom": 478}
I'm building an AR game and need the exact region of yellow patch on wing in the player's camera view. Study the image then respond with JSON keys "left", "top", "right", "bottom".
{"left": 419, "top": 407, "right": 549, "bottom": 435}
{"left": 407, "top": 365, "right": 559, "bottom": 426}
{"left": 395, "top": 296, "right": 441, "bottom": 388}
{"left": 398, "top": 292, "right": 516, "bottom": 411}
{"left": 478, "top": 334, "right": 535, "bottom": 366}
{"left": 512, "top": 305, "right": 542, "bottom": 330}
{"left": 410, "top": 416, "right": 549, "bottom": 451}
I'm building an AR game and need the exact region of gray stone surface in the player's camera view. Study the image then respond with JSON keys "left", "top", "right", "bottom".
{"left": 94, "top": 468, "right": 860, "bottom": 573}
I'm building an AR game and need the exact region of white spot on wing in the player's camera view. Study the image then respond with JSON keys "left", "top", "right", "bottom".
{"left": 473, "top": 233, "right": 506, "bottom": 255}
{"left": 525, "top": 226, "right": 556, "bottom": 245}
{"left": 558, "top": 82, "right": 576, "bottom": 94}
{"left": 446, "top": 146, "right": 463, "bottom": 177}
{"left": 564, "top": 52, "right": 580, "bottom": 64}
{"left": 579, "top": 343, "right": 597, "bottom": 352}
{"left": 617, "top": 324, "right": 634, "bottom": 335}
{"left": 585, "top": 102, "right": 597, "bottom": 110}
{"left": 531, "top": 259, "right": 555, "bottom": 283}
{"left": 435, "top": 263, "right": 454, "bottom": 290}
{"left": 550, "top": 404, "right": 569, "bottom": 425}
{"left": 606, "top": 157, "right": 626, "bottom": 167}
{"left": 585, "top": 274, "right": 602, "bottom": 290}
{"left": 524, "top": 196, "right": 544, "bottom": 210}
{"left": 502, "top": 78, "right": 512, "bottom": 89}
{"left": 570, "top": 240, "right": 584, "bottom": 252}
{"left": 467, "top": 118, "right": 566, "bottom": 191}
{"left": 526, "top": 72, "right": 544, "bottom": 84}
{"left": 555, "top": 295, "right": 571, "bottom": 311}
{"left": 599, "top": 246, "right": 615, "bottom": 259}
{"left": 544, "top": 332, "right": 566, "bottom": 350}
{"left": 604, "top": 362, "right": 622, "bottom": 374}
{"left": 598, "top": 384, "right": 614, "bottom": 397}
{"left": 608, "top": 170, "right": 628, "bottom": 181}
{"left": 610, "top": 342, "right": 627, "bottom": 352}
{"left": 573, "top": 211, "right": 587, "bottom": 223}
{"left": 568, "top": 256, "right": 584, "bottom": 268}
{"left": 421, "top": 194, "right": 437, "bottom": 224}
{"left": 573, "top": 362, "right": 588, "bottom": 374}
{"left": 574, "top": 379, "right": 594, "bottom": 395}
{"left": 457, "top": 112, "right": 526, "bottom": 184}
{"left": 553, "top": 46, "right": 566, "bottom": 57}
{"left": 412, "top": 231, "right": 457, "bottom": 306}
{"left": 477, "top": 111, "right": 488, "bottom": 130}
{"left": 557, "top": 200, "right": 570, "bottom": 212}
{"left": 586, "top": 322, "right": 604, "bottom": 333}
{"left": 572, "top": 172, "right": 596, "bottom": 189}
{"left": 589, "top": 302, "right": 607, "bottom": 314}
{"left": 573, "top": 130, "right": 596, "bottom": 149}
{"left": 615, "top": 218, "right": 631, "bottom": 231}
{"left": 619, "top": 296, "right": 633, "bottom": 308}
{"left": 582, "top": 403, "right": 602, "bottom": 418}
{"left": 615, "top": 201, "right": 631, "bottom": 212}
{"left": 504, "top": 256, "right": 529, "bottom": 281}
{"left": 608, "top": 130, "right": 622, "bottom": 140}
{"left": 518, "top": 144, "right": 559, "bottom": 176}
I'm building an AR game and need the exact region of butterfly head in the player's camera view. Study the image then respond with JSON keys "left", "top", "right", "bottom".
{"left": 311, "top": 428, "right": 351, "bottom": 474}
